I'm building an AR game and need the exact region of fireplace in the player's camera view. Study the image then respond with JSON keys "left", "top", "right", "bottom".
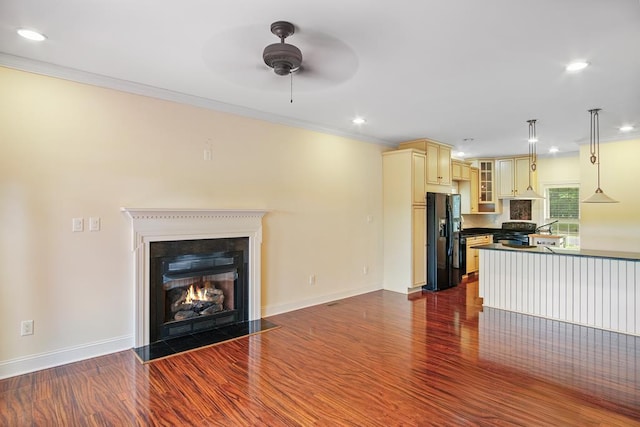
{"left": 121, "top": 208, "right": 265, "bottom": 348}
{"left": 149, "top": 237, "right": 248, "bottom": 342}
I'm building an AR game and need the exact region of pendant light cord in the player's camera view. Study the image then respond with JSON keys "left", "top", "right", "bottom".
{"left": 527, "top": 119, "right": 538, "bottom": 188}
{"left": 589, "top": 108, "right": 601, "bottom": 190}
{"left": 528, "top": 131, "right": 533, "bottom": 188}
{"left": 530, "top": 120, "right": 537, "bottom": 167}
{"left": 582, "top": 107, "right": 617, "bottom": 202}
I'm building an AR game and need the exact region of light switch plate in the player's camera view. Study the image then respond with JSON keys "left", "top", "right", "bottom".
{"left": 89, "top": 217, "right": 101, "bottom": 231}
{"left": 72, "top": 218, "right": 84, "bottom": 232}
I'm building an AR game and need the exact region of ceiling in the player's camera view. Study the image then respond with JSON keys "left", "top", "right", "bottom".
{"left": 1, "top": 0, "right": 639, "bottom": 158}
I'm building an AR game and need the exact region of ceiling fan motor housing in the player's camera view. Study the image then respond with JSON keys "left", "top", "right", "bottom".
{"left": 263, "top": 21, "right": 302, "bottom": 76}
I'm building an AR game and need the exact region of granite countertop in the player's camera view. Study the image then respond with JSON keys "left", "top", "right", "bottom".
{"left": 475, "top": 243, "right": 640, "bottom": 262}
{"left": 459, "top": 228, "right": 500, "bottom": 236}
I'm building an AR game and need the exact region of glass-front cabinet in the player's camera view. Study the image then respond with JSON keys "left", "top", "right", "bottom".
{"left": 477, "top": 160, "right": 500, "bottom": 213}
{"left": 479, "top": 160, "right": 494, "bottom": 202}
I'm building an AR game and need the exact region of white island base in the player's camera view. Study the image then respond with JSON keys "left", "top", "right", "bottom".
{"left": 478, "top": 244, "right": 640, "bottom": 337}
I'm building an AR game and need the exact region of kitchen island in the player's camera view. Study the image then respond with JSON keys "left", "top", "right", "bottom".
{"left": 476, "top": 243, "right": 640, "bottom": 336}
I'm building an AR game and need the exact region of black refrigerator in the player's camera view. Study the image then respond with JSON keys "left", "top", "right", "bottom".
{"left": 423, "top": 192, "right": 461, "bottom": 291}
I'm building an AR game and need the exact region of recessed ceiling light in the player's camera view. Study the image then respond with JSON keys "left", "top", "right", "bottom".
{"left": 549, "top": 147, "right": 559, "bottom": 153}
{"left": 619, "top": 125, "right": 634, "bottom": 132}
{"left": 352, "top": 117, "right": 366, "bottom": 125}
{"left": 565, "top": 61, "right": 589, "bottom": 72}
{"left": 17, "top": 28, "right": 46, "bottom": 41}
{"left": 456, "top": 151, "right": 465, "bottom": 157}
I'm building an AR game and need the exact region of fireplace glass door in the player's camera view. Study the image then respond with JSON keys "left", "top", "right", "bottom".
{"left": 165, "top": 270, "right": 234, "bottom": 323}
{"left": 149, "top": 238, "right": 248, "bottom": 343}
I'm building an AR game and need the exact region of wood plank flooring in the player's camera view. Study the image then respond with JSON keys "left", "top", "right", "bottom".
{"left": 1, "top": 279, "right": 639, "bottom": 426}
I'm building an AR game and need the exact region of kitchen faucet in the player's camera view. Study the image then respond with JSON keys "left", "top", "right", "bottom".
{"left": 535, "top": 220, "right": 559, "bottom": 235}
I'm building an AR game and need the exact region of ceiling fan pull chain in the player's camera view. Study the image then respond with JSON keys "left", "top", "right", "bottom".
{"left": 290, "top": 72, "right": 293, "bottom": 103}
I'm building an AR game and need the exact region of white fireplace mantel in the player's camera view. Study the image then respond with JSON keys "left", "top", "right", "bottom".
{"left": 121, "top": 208, "right": 266, "bottom": 347}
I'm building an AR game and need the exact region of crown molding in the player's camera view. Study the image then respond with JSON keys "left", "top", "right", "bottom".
{"left": 0, "top": 53, "right": 394, "bottom": 147}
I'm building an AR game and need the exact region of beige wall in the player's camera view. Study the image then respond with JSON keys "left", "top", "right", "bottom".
{"left": 579, "top": 138, "right": 640, "bottom": 252}
{"left": 537, "top": 154, "right": 581, "bottom": 183}
{"left": 0, "top": 67, "right": 385, "bottom": 375}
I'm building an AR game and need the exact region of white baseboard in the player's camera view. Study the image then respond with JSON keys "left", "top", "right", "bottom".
{"left": 262, "top": 283, "right": 383, "bottom": 317}
{"left": 0, "top": 335, "right": 133, "bottom": 380}
{"left": 0, "top": 284, "right": 383, "bottom": 379}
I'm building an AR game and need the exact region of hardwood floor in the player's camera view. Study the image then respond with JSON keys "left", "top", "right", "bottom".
{"left": 1, "top": 279, "right": 639, "bottom": 426}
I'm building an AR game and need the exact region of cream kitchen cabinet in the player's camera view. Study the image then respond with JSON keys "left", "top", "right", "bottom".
{"left": 426, "top": 142, "right": 452, "bottom": 185}
{"left": 459, "top": 167, "right": 479, "bottom": 214}
{"left": 382, "top": 149, "right": 427, "bottom": 293}
{"left": 452, "top": 160, "right": 471, "bottom": 181}
{"left": 382, "top": 149, "right": 426, "bottom": 206}
{"left": 412, "top": 206, "right": 426, "bottom": 287}
{"left": 478, "top": 160, "right": 495, "bottom": 203}
{"left": 466, "top": 234, "right": 493, "bottom": 274}
{"left": 496, "top": 157, "right": 533, "bottom": 198}
{"left": 411, "top": 150, "right": 426, "bottom": 204}
{"left": 398, "top": 138, "right": 453, "bottom": 186}
{"left": 469, "top": 168, "right": 479, "bottom": 213}
{"left": 476, "top": 160, "right": 501, "bottom": 214}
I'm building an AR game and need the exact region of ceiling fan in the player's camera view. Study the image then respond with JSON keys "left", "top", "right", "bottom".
{"left": 262, "top": 21, "right": 303, "bottom": 76}
{"left": 202, "top": 21, "right": 356, "bottom": 92}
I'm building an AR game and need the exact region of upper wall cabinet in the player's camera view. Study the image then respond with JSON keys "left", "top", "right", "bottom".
{"left": 469, "top": 167, "right": 479, "bottom": 213}
{"left": 477, "top": 159, "right": 495, "bottom": 204}
{"left": 398, "top": 138, "right": 452, "bottom": 186}
{"left": 383, "top": 148, "right": 427, "bottom": 206}
{"left": 459, "top": 167, "right": 479, "bottom": 214}
{"left": 496, "top": 157, "right": 534, "bottom": 198}
{"left": 426, "top": 143, "right": 451, "bottom": 185}
{"left": 476, "top": 159, "right": 501, "bottom": 214}
{"left": 412, "top": 151, "right": 427, "bottom": 204}
{"left": 452, "top": 160, "right": 471, "bottom": 181}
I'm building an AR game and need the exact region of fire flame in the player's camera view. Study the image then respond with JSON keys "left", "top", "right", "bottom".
{"left": 184, "top": 284, "right": 207, "bottom": 304}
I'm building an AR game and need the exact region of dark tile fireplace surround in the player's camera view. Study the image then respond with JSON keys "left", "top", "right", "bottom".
{"left": 121, "top": 208, "right": 270, "bottom": 363}
{"left": 150, "top": 237, "right": 249, "bottom": 342}
{"left": 134, "top": 237, "right": 275, "bottom": 362}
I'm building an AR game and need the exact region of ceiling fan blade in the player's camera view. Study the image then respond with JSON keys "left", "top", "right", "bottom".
{"left": 202, "top": 23, "right": 358, "bottom": 92}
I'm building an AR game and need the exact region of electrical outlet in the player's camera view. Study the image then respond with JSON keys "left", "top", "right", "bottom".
{"left": 309, "top": 274, "right": 316, "bottom": 285}
{"left": 21, "top": 320, "right": 34, "bottom": 336}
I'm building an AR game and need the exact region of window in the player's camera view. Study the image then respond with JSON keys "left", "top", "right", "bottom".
{"left": 544, "top": 185, "right": 580, "bottom": 249}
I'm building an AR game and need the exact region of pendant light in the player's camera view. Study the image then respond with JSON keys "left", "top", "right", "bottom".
{"left": 582, "top": 109, "right": 619, "bottom": 203}
{"left": 517, "top": 119, "right": 544, "bottom": 199}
